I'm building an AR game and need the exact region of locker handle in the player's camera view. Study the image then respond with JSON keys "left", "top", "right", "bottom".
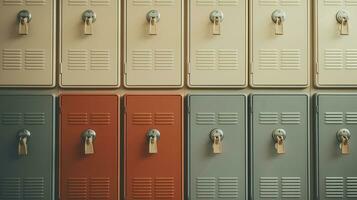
{"left": 82, "top": 10, "right": 96, "bottom": 35}
{"left": 147, "top": 129, "right": 160, "bottom": 154}
{"left": 272, "top": 129, "right": 286, "bottom": 154}
{"left": 17, "top": 10, "right": 32, "bottom": 35}
{"left": 337, "top": 128, "right": 351, "bottom": 155}
{"left": 271, "top": 9, "right": 286, "bottom": 35}
{"left": 209, "top": 10, "right": 224, "bottom": 35}
{"left": 18, "top": 129, "right": 31, "bottom": 156}
{"left": 210, "top": 129, "right": 224, "bottom": 154}
{"left": 146, "top": 10, "right": 160, "bottom": 35}
{"left": 82, "top": 129, "right": 96, "bottom": 155}
{"left": 336, "top": 10, "right": 349, "bottom": 35}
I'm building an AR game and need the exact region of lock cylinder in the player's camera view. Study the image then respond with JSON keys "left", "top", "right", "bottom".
{"left": 272, "top": 128, "right": 287, "bottom": 154}
{"left": 210, "top": 129, "right": 224, "bottom": 154}
{"left": 17, "top": 10, "right": 32, "bottom": 35}
{"left": 18, "top": 129, "right": 31, "bottom": 156}
{"left": 147, "top": 129, "right": 160, "bottom": 154}
{"left": 82, "top": 129, "right": 96, "bottom": 155}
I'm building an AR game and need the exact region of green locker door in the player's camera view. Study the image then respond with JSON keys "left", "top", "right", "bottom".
{"left": 251, "top": 94, "right": 309, "bottom": 200}
{"left": 188, "top": 94, "right": 247, "bottom": 200}
{"left": 0, "top": 95, "right": 54, "bottom": 200}
{"left": 316, "top": 94, "right": 357, "bottom": 199}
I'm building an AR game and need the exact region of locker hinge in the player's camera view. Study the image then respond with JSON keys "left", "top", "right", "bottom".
{"left": 187, "top": 62, "right": 191, "bottom": 74}
{"left": 315, "top": 61, "right": 319, "bottom": 74}
{"left": 59, "top": 62, "right": 63, "bottom": 74}
{"left": 123, "top": 62, "right": 127, "bottom": 74}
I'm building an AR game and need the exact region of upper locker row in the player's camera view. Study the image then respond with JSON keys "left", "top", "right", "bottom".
{"left": 1, "top": 0, "right": 356, "bottom": 88}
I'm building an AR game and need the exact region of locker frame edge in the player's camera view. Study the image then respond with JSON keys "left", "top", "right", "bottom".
{"left": 249, "top": 93, "right": 311, "bottom": 200}
{"left": 123, "top": 94, "right": 184, "bottom": 200}
{"left": 186, "top": 1, "right": 249, "bottom": 89}
{"left": 248, "top": 0, "right": 311, "bottom": 88}
{"left": 122, "top": 0, "right": 185, "bottom": 89}
{"left": 57, "top": 94, "right": 121, "bottom": 200}
{"left": 186, "top": 94, "right": 248, "bottom": 200}
{"left": 58, "top": 1, "right": 121, "bottom": 89}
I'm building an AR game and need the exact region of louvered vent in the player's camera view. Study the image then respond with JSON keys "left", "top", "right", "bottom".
{"left": 281, "top": 112, "right": 301, "bottom": 124}
{"left": 259, "top": 177, "right": 279, "bottom": 198}
{"left": 259, "top": 112, "right": 279, "bottom": 124}
{"left": 154, "top": 177, "right": 174, "bottom": 199}
{"left": 155, "top": 113, "right": 174, "bottom": 125}
{"left": 196, "top": 177, "right": 216, "bottom": 199}
{"left": 132, "top": 113, "right": 153, "bottom": 125}
{"left": 196, "top": 113, "right": 215, "bottom": 125}
{"left": 218, "top": 177, "right": 238, "bottom": 198}
{"left": 67, "top": 178, "right": 88, "bottom": 199}
{"left": 91, "top": 113, "right": 111, "bottom": 125}
{"left": 90, "top": 177, "right": 110, "bottom": 199}
{"left": 346, "top": 112, "right": 357, "bottom": 124}
{"left": 23, "top": 177, "right": 45, "bottom": 199}
{"left": 24, "top": 113, "right": 45, "bottom": 125}
{"left": 1, "top": 113, "right": 22, "bottom": 125}
{"left": 2, "top": 49, "right": 22, "bottom": 70}
{"left": 0, "top": 177, "right": 21, "bottom": 199}
{"left": 3, "top": 0, "right": 23, "bottom": 5}
{"left": 218, "top": 112, "right": 238, "bottom": 125}
{"left": 132, "top": 177, "right": 152, "bottom": 199}
{"left": 281, "top": 177, "right": 301, "bottom": 198}
{"left": 325, "top": 177, "right": 344, "bottom": 198}
{"left": 67, "top": 113, "right": 89, "bottom": 125}
{"left": 324, "top": 112, "right": 343, "bottom": 124}
{"left": 347, "top": 177, "right": 357, "bottom": 198}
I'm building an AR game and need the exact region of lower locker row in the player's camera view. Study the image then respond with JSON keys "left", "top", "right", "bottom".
{"left": 0, "top": 94, "right": 355, "bottom": 200}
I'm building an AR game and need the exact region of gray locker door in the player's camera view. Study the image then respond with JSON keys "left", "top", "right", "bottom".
{"left": 0, "top": 0, "right": 55, "bottom": 87}
{"left": 316, "top": 1, "right": 357, "bottom": 87}
{"left": 188, "top": 95, "right": 247, "bottom": 200}
{"left": 0, "top": 95, "right": 54, "bottom": 200}
{"left": 316, "top": 94, "right": 357, "bottom": 199}
{"left": 188, "top": 0, "right": 247, "bottom": 88}
{"left": 60, "top": 0, "right": 119, "bottom": 88}
{"left": 251, "top": 94, "right": 309, "bottom": 200}
{"left": 250, "top": 0, "right": 309, "bottom": 87}
{"left": 124, "top": 0, "right": 183, "bottom": 88}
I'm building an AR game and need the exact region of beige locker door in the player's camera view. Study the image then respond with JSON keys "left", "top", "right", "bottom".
{"left": 0, "top": 0, "right": 55, "bottom": 87}
{"left": 188, "top": 0, "right": 247, "bottom": 88}
{"left": 124, "top": 0, "right": 183, "bottom": 88}
{"left": 250, "top": 0, "right": 309, "bottom": 88}
{"left": 316, "top": 1, "right": 357, "bottom": 87}
{"left": 60, "top": 0, "right": 119, "bottom": 88}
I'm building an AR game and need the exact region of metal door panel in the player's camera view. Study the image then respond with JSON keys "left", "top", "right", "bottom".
{"left": 0, "top": 95, "right": 54, "bottom": 200}
{"left": 188, "top": 0, "right": 247, "bottom": 88}
{"left": 316, "top": 94, "right": 357, "bottom": 199}
{"left": 187, "top": 95, "right": 247, "bottom": 199}
{"left": 60, "top": 0, "right": 119, "bottom": 88}
{"left": 124, "top": 0, "right": 183, "bottom": 88}
{"left": 60, "top": 95, "right": 119, "bottom": 200}
{"left": 250, "top": 0, "right": 309, "bottom": 87}
{"left": 251, "top": 94, "right": 309, "bottom": 199}
{"left": 124, "top": 95, "right": 183, "bottom": 200}
{"left": 0, "top": 1, "right": 55, "bottom": 87}
{"left": 316, "top": 1, "right": 357, "bottom": 87}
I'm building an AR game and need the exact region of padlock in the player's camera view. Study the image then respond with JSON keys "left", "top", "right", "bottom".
{"left": 337, "top": 128, "right": 351, "bottom": 155}
{"left": 17, "top": 10, "right": 32, "bottom": 35}
{"left": 82, "top": 10, "right": 96, "bottom": 35}
{"left": 146, "top": 10, "right": 160, "bottom": 35}
{"left": 271, "top": 9, "right": 286, "bottom": 35}
{"left": 82, "top": 129, "right": 96, "bottom": 155}
{"left": 18, "top": 129, "right": 31, "bottom": 156}
{"left": 147, "top": 129, "right": 160, "bottom": 154}
{"left": 210, "top": 129, "right": 224, "bottom": 154}
{"left": 272, "top": 128, "right": 287, "bottom": 154}
{"left": 336, "top": 10, "right": 350, "bottom": 35}
{"left": 209, "top": 10, "right": 224, "bottom": 35}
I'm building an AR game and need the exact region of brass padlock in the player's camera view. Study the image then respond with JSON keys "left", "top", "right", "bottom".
{"left": 17, "top": 10, "right": 32, "bottom": 35}
{"left": 336, "top": 10, "right": 350, "bottom": 35}
{"left": 337, "top": 128, "right": 351, "bottom": 155}
{"left": 146, "top": 10, "right": 160, "bottom": 35}
{"left": 82, "top": 129, "right": 96, "bottom": 155}
{"left": 271, "top": 9, "right": 286, "bottom": 35}
{"left": 210, "top": 129, "right": 224, "bottom": 154}
{"left": 18, "top": 129, "right": 31, "bottom": 156}
{"left": 273, "top": 128, "right": 287, "bottom": 154}
{"left": 82, "top": 10, "right": 96, "bottom": 35}
{"left": 147, "top": 129, "right": 160, "bottom": 154}
{"left": 209, "top": 10, "right": 224, "bottom": 35}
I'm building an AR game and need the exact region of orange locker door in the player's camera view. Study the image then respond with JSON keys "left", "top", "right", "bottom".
{"left": 124, "top": 95, "right": 183, "bottom": 200}
{"left": 60, "top": 95, "right": 119, "bottom": 200}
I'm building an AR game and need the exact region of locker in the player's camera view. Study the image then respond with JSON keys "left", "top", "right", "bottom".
{"left": 187, "top": 95, "right": 247, "bottom": 199}
{"left": 0, "top": 95, "right": 55, "bottom": 199}
{"left": 60, "top": 0, "right": 119, "bottom": 88}
{"left": 315, "top": 94, "right": 357, "bottom": 199}
{"left": 315, "top": 1, "right": 357, "bottom": 87}
{"left": 250, "top": 0, "right": 309, "bottom": 87}
{"left": 124, "top": 95, "right": 183, "bottom": 199}
{"left": 124, "top": 0, "right": 183, "bottom": 88}
{"left": 59, "top": 95, "right": 119, "bottom": 200}
{"left": 0, "top": 1, "right": 55, "bottom": 87}
{"left": 250, "top": 94, "right": 309, "bottom": 199}
{"left": 188, "top": 0, "right": 247, "bottom": 88}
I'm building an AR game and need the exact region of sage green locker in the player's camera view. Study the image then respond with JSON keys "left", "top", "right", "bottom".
{"left": 0, "top": 95, "right": 55, "bottom": 200}
{"left": 250, "top": 94, "right": 309, "bottom": 199}
{"left": 188, "top": 0, "right": 247, "bottom": 88}
{"left": 60, "top": 0, "right": 120, "bottom": 88}
{"left": 0, "top": 0, "right": 55, "bottom": 87}
{"left": 315, "top": 94, "right": 357, "bottom": 199}
{"left": 124, "top": 0, "right": 183, "bottom": 88}
{"left": 315, "top": 1, "right": 357, "bottom": 87}
{"left": 187, "top": 95, "right": 247, "bottom": 200}
{"left": 250, "top": 0, "right": 310, "bottom": 88}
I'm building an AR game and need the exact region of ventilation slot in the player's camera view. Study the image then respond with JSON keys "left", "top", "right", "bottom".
{"left": 67, "top": 178, "right": 88, "bottom": 199}
{"left": 196, "top": 0, "right": 216, "bottom": 5}
{"left": 346, "top": 112, "right": 357, "bottom": 124}
{"left": 68, "top": 0, "right": 88, "bottom": 6}
{"left": 23, "top": 177, "right": 45, "bottom": 199}
{"left": 196, "top": 177, "right": 216, "bottom": 199}
{"left": 90, "top": 177, "right": 110, "bottom": 199}
{"left": 90, "top": 50, "right": 110, "bottom": 70}
{"left": 325, "top": 177, "right": 344, "bottom": 198}
{"left": 1, "top": 113, "right": 22, "bottom": 125}
{"left": 281, "top": 112, "right": 301, "bottom": 124}
{"left": 259, "top": 49, "right": 279, "bottom": 70}
{"left": 132, "top": 49, "right": 153, "bottom": 70}
{"left": 280, "top": 49, "right": 301, "bottom": 70}
{"left": 280, "top": 0, "right": 301, "bottom": 6}
{"left": 3, "top": 0, "right": 23, "bottom": 5}
{"left": 68, "top": 49, "right": 88, "bottom": 70}
{"left": 24, "top": 113, "right": 45, "bottom": 125}
{"left": 90, "top": 0, "right": 110, "bottom": 6}
{"left": 218, "top": 177, "right": 238, "bottom": 198}
{"left": 259, "top": 112, "right": 278, "bottom": 124}
{"left": 324, "top": 112, "right": 343, "bottom": 124}
{"left": 346, "top": 49, "right": 357, "bottom": 69}
{"left": 132, "top": 113, "right": 153, "bottom": 125}
{"left": 155, "top": 113, "right": 174, "bottom": 125}
{"left": 281, "top": 177, "right": 301, "bottom": 198}
{"left": 259, "top": 0, "right": 279, "bottom": 6}
{"left": 91, "top": 113, "right": 111, "bottom": 125}
{"left": 218, "top": 0, "right": 239, "bottom": 6}
{"left": 324, "top": 49, "right": 343, "bottom": 70}
{"left": 25, "top": 49, "right": 45, "bottom": 70}
{"left": 218, "top": 49, "right": 239, "bottom": 70}
{"left": 67, "top": 113, "right": 89, "bottom": 125}
{"left": 196, "top": 113, "right": 215, "bottom": 125}
{"left": 259, "top": 177, "right": 279, "bottom": 198}
{"left": 155, "top": 0, "right": 175, "bottom": 6}
{"left": 347, "top": 177, "right": 357, "bottom": 198}
{"left": 218, "top": 112, "right": 238, "bottom": 125}
{"left": 195, "top": 49, "right": 216, "bottom": 70}
{"left": 133, "top": 0, "right": 152, "bottom": 6}
{"left": 154, "top": 49, "right": 174, "bottom": 70}
{"left": 2, "top": 49, "right": 22, "bottom": 70}
{"left": 132, "top": 177, "right": 152, "bottom": 199}
{"left": 25, "top": 0, "right": 47, "bottom": 6}
{"left": 324, "top": 0, "right": 343, "bottom": 6}
{"left": 154, "top": 177, "right": 174, "bottom": 199}
{"left": 0, "top": 177, "right": 21, "bottom": 199}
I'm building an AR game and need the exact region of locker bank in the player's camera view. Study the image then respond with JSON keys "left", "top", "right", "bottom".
{"left": 1, "top": 0, "right": 357, "bottom": 200}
